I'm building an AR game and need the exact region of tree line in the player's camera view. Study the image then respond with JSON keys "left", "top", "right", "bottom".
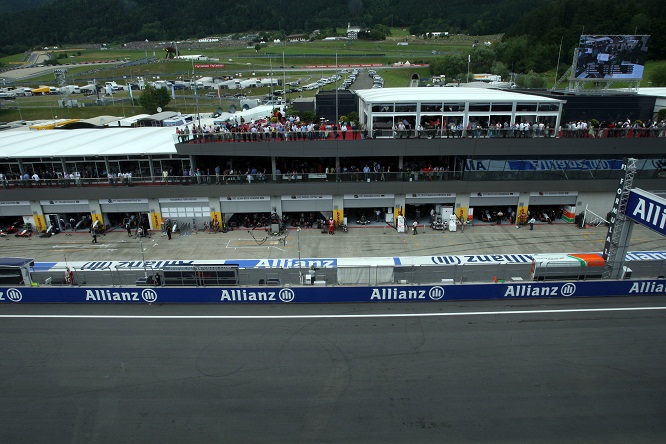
{"left": 1, "top": 0, "right": 664, "bottom": 79}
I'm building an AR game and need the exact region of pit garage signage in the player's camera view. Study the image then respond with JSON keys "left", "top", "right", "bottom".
{"left": 626, "top": 188, "right": 666, "bottom": 237}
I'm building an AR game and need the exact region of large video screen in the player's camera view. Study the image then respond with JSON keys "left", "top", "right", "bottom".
{"left": 574, "top": 35, "right": 649, "bottom": 80}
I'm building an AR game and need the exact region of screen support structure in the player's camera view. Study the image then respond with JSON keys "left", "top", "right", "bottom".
{"left": 602, "top": 158, "right": 637, "bottom": 279}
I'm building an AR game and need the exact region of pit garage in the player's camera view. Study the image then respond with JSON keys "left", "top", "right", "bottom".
{"left": 40, "top": 199, "right": 92, "bottom": 231}
{"left": 469, "top": 192, "right": 520, "bottom": 225}
{"left": 99, "top": 198, "right": 151, "bottom": 231}
{"left": 220, "top": 196, "right": 272, "bottom": 228}
{"left": 405, "top": 193, "right": 456, "bottom": 225}
{"left": 281, "top": 195, "right": 332, "bottom": 228}
{"left": 527, "top": 191, "right": 578, "bottom": 224}
{"left": 343, "top": 194, "right": 395, "bottom": 226}
{"left": 159, "top": 197, "right": 211, "bottom": 229}
{"left": 0, "top": 201, "right": 32, "bottom": 227}
{"left": 0, "top": 200, "right": 34, "bottom": 235}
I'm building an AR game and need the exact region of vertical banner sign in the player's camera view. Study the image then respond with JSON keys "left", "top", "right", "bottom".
{"left": 603, "top": 159, "right": 627, "bottom": 259}
{"left": 151, "top": 211, "right": 161, "bottom": 230}
{"left": 625, "top": 189, "right": 666, "bottom": 237}
{"left": 458, "top": 207, "right": 467, "bottom": 223}
{"left": 91, "top": 213, "right": 104, "bottom": 227}
{"left": 33, "top": 214, "right": 46, "bottom": 232}
{"left": 333, "top": 209, "right": 343, "bottom": 226}
{"left": 210, "top": 211, "right": 221, "bottom": 227}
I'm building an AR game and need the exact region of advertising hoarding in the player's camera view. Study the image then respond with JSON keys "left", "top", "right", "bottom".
{"left": 1, "top": 280, "right": 665, "bottom": 304}
{"left": 626, "top": 188, "right": 666, "bottom": 238}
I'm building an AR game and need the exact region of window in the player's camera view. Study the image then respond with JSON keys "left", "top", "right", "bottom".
{"left": 372, "top": 103, "right": 394, "bottom": 112}
{"left": 421, "top": 103, "right": 442, "bottom": 112}
{"left": 372, "top": 116, "right": 394, "bottom": 130}
{"left": 491, "top": 103, "right": 513, "bottom": 112}
{"left": 538, "top": 103, "right": 560, "bottom": 111}
{"left": 516, "top": 103, "right": 537, "bottom": 112}
{"left": 395, "top": 103, "right": 416, "bottom": 113}
{"left": 468, "top": 103, "right": 490, "bottom": 112}
{"left": 442, "top": 103, "right": 464, "bottom": 112}
{"left": 161, "top": 206, "right": 210, "bottom": 218}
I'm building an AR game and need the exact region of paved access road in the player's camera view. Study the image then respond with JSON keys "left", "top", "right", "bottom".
{"left": 1, "top": 297, "right": 665, "bottom": 443}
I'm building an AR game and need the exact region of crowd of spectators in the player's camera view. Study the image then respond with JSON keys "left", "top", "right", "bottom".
{"left": 175, "top": 115, "right": 367, "bottom": 144}
{"left": 175, "top": 116, "right": 666, "bottom": 142}
{"left": 560, "top": 119, "right": 666, "bottom": 138}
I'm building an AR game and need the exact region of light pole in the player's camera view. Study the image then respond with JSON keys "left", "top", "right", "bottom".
{"left": 296, "top": 227, "right": 301, "bottom": 267}
{"left": 139, "top": 237, "right": 148, "bottom": 279}
{"left": 466, "top": 54, "right": 471, "bottom": 84}
{"left": 335, "top": 52, "right": 339, "bottom": 126}
{"left": 282, "top": 50, "right": 287, "bottom": 104}
{"left": 269, "top": 57, "right": 274, "bottom": 100}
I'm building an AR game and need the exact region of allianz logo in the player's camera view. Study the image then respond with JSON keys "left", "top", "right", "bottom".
{"left": 370, "top": 286, "right": 445, "bottom": 301}
{"left": 504, "top": 283, "right": 577, "bottom": 297}
{"left": 629, "top": 282, "right": 666, "bottom": 294}
{"left": 85, "top": 289, "right": 157, "bottom": 303}
{"left": 0, "top": 288, "right": 23, "bottom": 302}
{"left": 220, "top": 288, "right": 295, "bottom": 302}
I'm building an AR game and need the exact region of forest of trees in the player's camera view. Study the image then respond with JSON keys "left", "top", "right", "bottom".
{"left": 1, "top": 0, "right": 664, "bottom": 76}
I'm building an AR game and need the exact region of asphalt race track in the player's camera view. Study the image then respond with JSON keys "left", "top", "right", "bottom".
{"left": 1, "top": 297, "right": 665, "bottom": 443}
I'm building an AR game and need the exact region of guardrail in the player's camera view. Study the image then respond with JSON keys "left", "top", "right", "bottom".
{"left": 0, "top": 170, "right": 466, "bottom": 188}
{"left": 5, "top": 163, "right": 665, "bottom": 189}
{"left": 174, "top": 127, "right": 666, "bottom": 143}
{"left": 27, "top": 258, "right": 666, "bottom": 288}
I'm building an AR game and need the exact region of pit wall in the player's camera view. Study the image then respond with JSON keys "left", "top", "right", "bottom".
{"left": 1, "top": 280, "right": 665, "bottom": 304}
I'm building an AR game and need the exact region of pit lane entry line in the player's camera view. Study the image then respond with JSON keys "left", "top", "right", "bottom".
{"left": 1, "top": 305, "right": 666, "bottom": 319}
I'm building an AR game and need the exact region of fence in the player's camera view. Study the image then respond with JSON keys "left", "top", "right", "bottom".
{"left": 28, "top": 258, "right": 666, "bottom": 288}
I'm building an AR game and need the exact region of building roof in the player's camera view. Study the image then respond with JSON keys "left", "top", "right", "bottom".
{"left": 117, "top": 114, "right": 151, "bottom": 126}
{"left": 0, "top": 126, "right": 177, "bottom": 158}
{"left": 59, "top": 116, "right": 123, "bottom": 129}
{"left": 635, "top": 87, "right": 666, "bottom": 98}
{"left": 137, "top": 111, "right": 180, "bottom": 122}
{"left": 354, "top": 87, "right": 565, "bottom": 103}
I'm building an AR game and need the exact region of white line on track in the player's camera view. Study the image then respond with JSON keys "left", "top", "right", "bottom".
{"left": 1, "top": 306, "right": 666, "bottom": 320}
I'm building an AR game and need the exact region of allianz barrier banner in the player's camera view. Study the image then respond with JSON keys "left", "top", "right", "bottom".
{"left": 626, "top": 188, "right": 666, "bottom": 237}
{"left": 1, "top": 280, "right": 665, "bottom": 304}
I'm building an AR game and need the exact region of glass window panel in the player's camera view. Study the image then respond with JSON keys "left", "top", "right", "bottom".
{"left": 516, "top": 103, "right": 537, "bottom": 112}
{"left": 491, "top": 103, "right": 513, "bottom": 112}
{"left": 538, "top": 103, "right": 560, "bottom": 111}
{"left": 468, "top": 103, "right": 490, "bottom": 112}
{"left": 421, "top": 103, "right": 442, "bottom": 112}
{"left": 442, "top": 103, "right": 465, "bottom": 112}
{"left": 395, "top": 103, "right": 416, "bottom": 112}
{"left": 371, "top": 116, "right": 394, "bottom": 137}
{"left": 371, "top": 103, "right": 394, "bottom": 112}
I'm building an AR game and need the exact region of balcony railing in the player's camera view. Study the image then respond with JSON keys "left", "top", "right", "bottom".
{"left": 173, "top": 126, "right": 666, "bottom": 143}
{"left": 0, "top": 171, "right": 466, "bottom": 189}
{"left": 3, "top": 165, "right": 664, "bottom": 190}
